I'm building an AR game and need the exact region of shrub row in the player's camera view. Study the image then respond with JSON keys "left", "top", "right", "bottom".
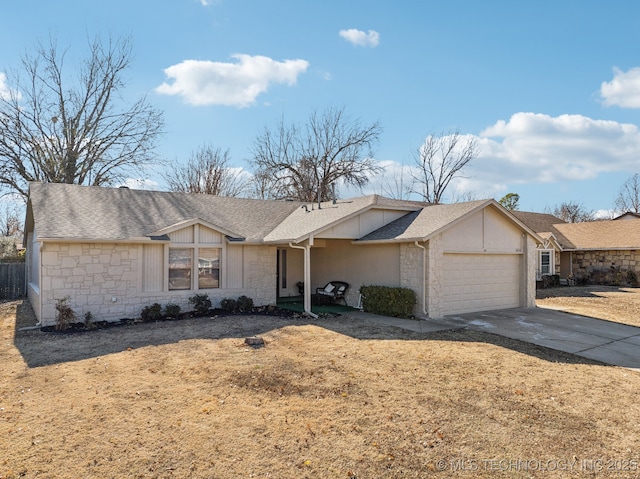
{"left": 220, "top": 295, "right": 254, "bottom": 313}
{"left": 54, "top": 293, "right": 258, "bottom": 330}
{"left": 574, "top": 267, "right": 639, "bottom": 287}
{"left": 359, "top": 285, "right": 416, "bottom": 319}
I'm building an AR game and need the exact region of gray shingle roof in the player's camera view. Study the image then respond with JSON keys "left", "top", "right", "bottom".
{"left": 27, "top": 183, "right": 537, "bottom": 247}
{"left": 27, "top": 183, "right": 302, "bottom": 243}
{"left": 510, "top": 211, "right": 575, "bottom": 249}
{"left": 554, "top": 220, "right": 640, "bottom": 250}
{"left": 357, "top": 199, "right": 492, "bottom": 242}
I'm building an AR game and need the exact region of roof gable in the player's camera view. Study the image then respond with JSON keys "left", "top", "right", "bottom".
{"left": 511, "top": 211, "right": 575, "bottom": 250}
{"left": 357, "top": 200, "right": 540, "bottom": 244}
{"left": 263, "top": 195, "right": 428, "bottom": 243}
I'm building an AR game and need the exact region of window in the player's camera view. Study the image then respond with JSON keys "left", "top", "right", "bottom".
{"left": 198, "top": 248, "right": 220, "bottom": 289}
{"left": 166, "top": 225, "right": 224, "bottom": 291}
{"left": 540, "top": 250, "right": 552, "bottom": 275}
{"left": 169, "top": 248, "right": 192, "bottom": 290}
{"left": 169, "top": 246, "right": 221, "bottom": 291}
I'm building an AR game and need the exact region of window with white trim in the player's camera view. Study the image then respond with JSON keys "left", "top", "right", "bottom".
{"left": 169, "top": 248, "right": 193, "bottom": 290}
{"left": 198, "top": 248, "right": 220, "bottom": 289}
{"left": 539, "top": 249, "right": 553, "bottom": 276}
{"left": 166, "top": 224, "right": 224, "bottom": 291}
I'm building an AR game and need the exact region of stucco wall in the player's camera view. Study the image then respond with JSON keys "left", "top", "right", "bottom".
{"left": 36, "top": 241, "right": 277, "bottom": 326}
{"left": 310, "top": 239, "right": 400, "bottom": 307}
{"left": 442, "top": 206, "right": 523, "bottom": 253}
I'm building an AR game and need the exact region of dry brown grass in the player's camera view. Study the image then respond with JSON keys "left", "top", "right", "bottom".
{"left": 2, "top": 297, "right": 640, "bottom": 478}
{"left": 537, "top": 285, "right": 640, "bottom": 327}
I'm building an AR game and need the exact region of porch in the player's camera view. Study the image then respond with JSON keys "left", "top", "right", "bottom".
{"left": 276, "top": 295, "right": 357, "bottom": 315}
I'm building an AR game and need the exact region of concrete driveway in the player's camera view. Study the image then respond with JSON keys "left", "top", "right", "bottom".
{"left": 445, "top": 307, "right": 640, "bottom": 370}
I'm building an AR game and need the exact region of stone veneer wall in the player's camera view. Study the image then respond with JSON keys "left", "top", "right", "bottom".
{"left": 426, "top": 234, "right": 444, "bottom": 318}
{"left": 572, "top": 250, "right": 639, "bottom": 279}
{"left": 524, "top": 236, "right": 537, "bottom": 308}
{"left": 399, "top": 242, "right": 425, "bottom": 315}
{"left": 243, "top": 245, "right": 277, "bottom": 307}
{"left": 37, "top": 242, "right": 277, "bottom": 326}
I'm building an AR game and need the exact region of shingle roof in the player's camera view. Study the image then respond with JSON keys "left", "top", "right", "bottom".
{"left": 27, "top": 182, "right": 302, "bottom": 243}
{"left": 357, "top": 199, "right": 493, "bottom": 242}
{"left": 554, "top": 220, "right": 640, "bottom": 250}
{"left": 510, "top": 211, "right": 575, "bottom": 249}
{"left": 27, "top": 183, "right": 538, "bottom": 247}
{"left": 263, "top": 195, "right": 428, "bottom": 243}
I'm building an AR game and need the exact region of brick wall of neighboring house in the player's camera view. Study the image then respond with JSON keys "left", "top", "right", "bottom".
{"left": 572, "top": 250, "right": 639, "bottom": 282}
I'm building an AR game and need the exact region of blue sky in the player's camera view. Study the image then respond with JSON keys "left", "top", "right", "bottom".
{"left": 2, "top": 0, "right": 640, "bottom": 214}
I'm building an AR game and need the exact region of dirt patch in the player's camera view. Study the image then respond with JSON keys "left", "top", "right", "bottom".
{"left": 537, "top": 285, "right": 640, "bottom": 327}
{"left": 2, "top": 298, "right": 640, "bottom": 478}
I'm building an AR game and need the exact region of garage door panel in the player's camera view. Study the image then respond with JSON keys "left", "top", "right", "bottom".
{"left": 442, "top": 253, "right": 521, "bottom": 315}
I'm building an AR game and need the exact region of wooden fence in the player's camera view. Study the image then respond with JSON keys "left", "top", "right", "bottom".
{"left": 0, "top": 261, "right": 26, "bottom": 299}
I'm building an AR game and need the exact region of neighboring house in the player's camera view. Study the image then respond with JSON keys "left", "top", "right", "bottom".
{"left": 614, "top": 212, "right": 640, "bottom": 220}
{"left": 510, "top": 212, "right": 570, "bottom": 279}
{"left": 553, "top": 221, "right": 640, "bottom": 282}
{"left": 24, "top": 183, "right": 540, "bottom": 326}
{"left": 513, "top": 211, "right": 640, "bottom": 284}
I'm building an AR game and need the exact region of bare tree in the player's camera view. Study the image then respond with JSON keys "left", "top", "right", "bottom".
{"left": 373, "top": 163, "right": 414, "bottom": 200}
{"left": 499, "top": 192, "right": 520, "bottom": 210}
{"left": 411, "top": 130, "right": 478, "bottom": 204}
{"left": 0, "top": 205, "right": 23, "bottom": 237}
{"left": 164, "top": 145, "right": 247, "bottom": 197}
{"left": 250, "top": 107, "right": 382, "bottom": 202}
{"left": 449, "top": 189, "right": 489, "bottom": 203}
{"left": 614, "top": 173, "right": 640, "bottom": 214}
{"left": 0, "top": 36, "right": 163, "bottom": 200}
{"left": 547, "top": 202, "right": 595, "bottom": 223}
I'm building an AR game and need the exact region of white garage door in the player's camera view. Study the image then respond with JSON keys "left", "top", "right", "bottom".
{"left": 442, "top": 253, "right": 522, "bottom": 315}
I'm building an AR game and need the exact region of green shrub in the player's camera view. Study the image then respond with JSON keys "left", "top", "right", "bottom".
{"left": 359, "top": 285, "right": 416, "bottom": 319}
{"left": 141, "top": 303, "right": 162, "bottom": 322}
{"left": 220, "top": 298, "right": 237, "bottom": 311}
{"left": 55, "top": 296, "right": 76, "bottom": 331}
{"left": 236, "top": 295, "right": 254, "bottom": 312}
{"left": 189, "top": 293, "right": 212, "bottom": 316}
{"left": 164, "top": 303, "right": 181, "bottom": 319}
{"left": 628, "top": 270, "right": 639, "bottom": 287}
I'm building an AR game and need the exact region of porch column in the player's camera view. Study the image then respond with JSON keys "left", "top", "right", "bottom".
{"left": 289, "top": 241, "right": 312, "bottom": 314}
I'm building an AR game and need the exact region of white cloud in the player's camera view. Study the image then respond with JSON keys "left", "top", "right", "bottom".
{"left": 479, "top": 112, "right": 640, "bottom": 180}
{"left": 119, "top": 178, "right": 160, "bottom": 190}
{"left": 339, "top": 29, "right": 380, "bottom": 47}
{"left": 156, "top": 54, "right": 309, "bottom": 107}
{"left": 365, "top": 113, "right": 640, "bottom": 204}
{"left": 452, "top": 112, "right": 639, "bottom": 197}
{"left": 601, "top": 67, "right": 640, "bottom": 108}
{"left": 0, "top": 73, "right": 15, "bottom": 100}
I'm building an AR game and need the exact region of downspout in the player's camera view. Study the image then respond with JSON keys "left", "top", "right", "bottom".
{"left": 288, "top": 241, "right": 319, "bottom": 319}
{"left": 414, "top": 241, "right": 427, "bottom": 316}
